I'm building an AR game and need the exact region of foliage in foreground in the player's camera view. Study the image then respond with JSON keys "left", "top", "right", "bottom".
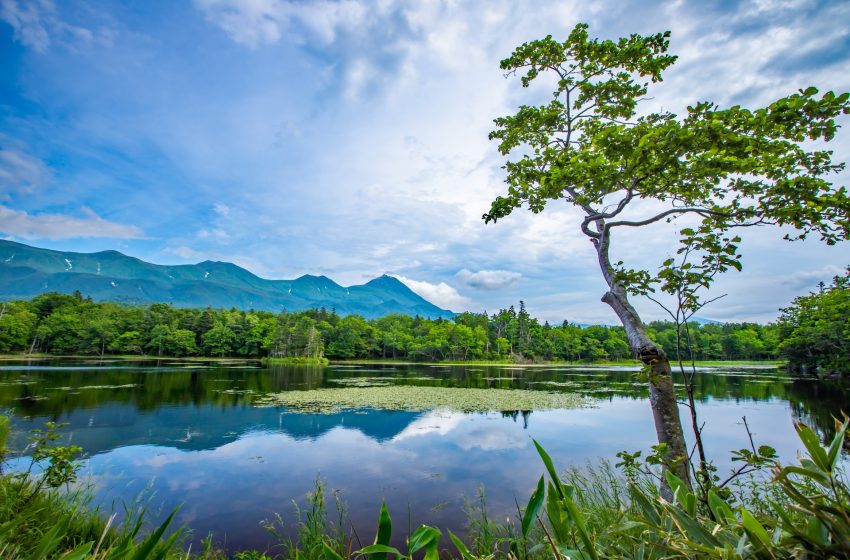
{"left": 279, "top": 416, "right": 850, "bottom": 559}
{"left": 517, "top": 418, "right": 850, "bottom": 559}
{"left": 0, "top": 419, "right": 209, "bottom": 560}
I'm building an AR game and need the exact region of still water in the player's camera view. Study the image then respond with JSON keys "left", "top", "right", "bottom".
{"left": 1, "top": 359, "right": 846, "bottom": 551}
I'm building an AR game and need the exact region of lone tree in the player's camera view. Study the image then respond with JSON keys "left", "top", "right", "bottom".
{"left": 485, "top": 24, "right": 850, "bottom": 485}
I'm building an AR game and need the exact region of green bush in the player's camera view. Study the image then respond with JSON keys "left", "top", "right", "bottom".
{"left": 517, "top": 417, "right": 850, "bottom": 559}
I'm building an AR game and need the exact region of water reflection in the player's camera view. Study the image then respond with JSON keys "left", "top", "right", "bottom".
{"left": 0, "top": 359, "right": 845, "bottom": 551}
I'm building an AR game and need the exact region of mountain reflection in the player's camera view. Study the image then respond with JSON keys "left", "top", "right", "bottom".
{"left": 1, "top": 359, "right": 846, "bottom": 553}
{"left": 0, "top": 359, "right": 844, "bottom": 455}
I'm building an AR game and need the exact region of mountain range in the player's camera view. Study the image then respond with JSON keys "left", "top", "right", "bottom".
{"left": 0, "top": 240, "right": 453, "bottom": 318}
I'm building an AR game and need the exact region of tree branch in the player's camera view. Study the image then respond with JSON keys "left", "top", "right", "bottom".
{"left": 606, "top": 207, "right": 728, "bottom": 231}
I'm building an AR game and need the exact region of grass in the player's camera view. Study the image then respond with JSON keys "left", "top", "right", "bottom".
{"left": 253, "top": 385, "right": 589, "bottom": 413}
{"left": 0, "top": 475, "right": 106, "bottom": 557}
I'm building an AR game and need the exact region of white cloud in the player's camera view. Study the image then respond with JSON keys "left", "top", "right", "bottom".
{"left": 456, "top": 268, "right": 521, "bottom": 290}
{"left": 0, "top": 0, "right": 103, "bottom": 52}
{"left": 193, "top": 0, "right": 366, "bottom": 48}
{"left": 0, "top": 206, "right": 144, "bottom": 239}
{"left": 781, "top": 265, "right": 847, "bottom": 291}
{"left": 391, "top": 274, "right": 472, "bottom": 311}
{"left": 212, "top": 203, "right": 230, "bottom": 217}
{"left": 198, "top": 228, "right": 230, "bottom": 240}
{"left": 392, "top": 410, "right": 528, "bottom": 451}
{"left": 392, "top": 411, "right": 463, "bottom": 442}
{"left": 1, "top": 0, "right": 52, "bottom": 51}
{"left": 0, "top": 147, "right": 50, "bottom": 195}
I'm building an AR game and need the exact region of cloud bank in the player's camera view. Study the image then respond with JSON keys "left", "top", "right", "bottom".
{"left": 0, "top": 206, "right": 144, "bottom": 240}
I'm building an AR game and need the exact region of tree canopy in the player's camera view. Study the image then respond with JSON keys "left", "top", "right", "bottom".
{"left": 485, "top": 24, "right": 849, "bottom": 303}
{"left": 778, "top": 269, "right": 850, "bottom": 376}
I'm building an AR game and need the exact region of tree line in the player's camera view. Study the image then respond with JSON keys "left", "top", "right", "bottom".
{"left": 0, "top": 292, "right": 781, "bottom": 362}
{"left": 777, "top": 269, "right": 849, "bottom": 376}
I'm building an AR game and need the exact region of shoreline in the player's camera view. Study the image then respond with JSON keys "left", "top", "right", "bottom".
{"left": 0, "top": 353, "right": 785, "bottom": 368}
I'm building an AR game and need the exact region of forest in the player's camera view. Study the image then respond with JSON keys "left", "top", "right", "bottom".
{"left": 0, "top": 291, "right": 781, "bottom": 362}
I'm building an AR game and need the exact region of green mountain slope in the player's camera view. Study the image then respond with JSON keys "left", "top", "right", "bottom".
{"left": 0, "top": 240, "right": 454, "bottom": 319}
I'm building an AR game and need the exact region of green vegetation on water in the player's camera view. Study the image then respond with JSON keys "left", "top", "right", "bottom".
{"left": 253, "top": 386, "right": 588, "bottom": 413}
{"left": 263, "top": 357, "right": 330, "bottom": 366}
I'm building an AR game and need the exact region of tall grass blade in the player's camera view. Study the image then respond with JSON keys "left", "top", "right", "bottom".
{"left": 370, "top": 500, "right": 392, "bottom": 560}
{"left": 521, "top": 476, "right": 545, "bottom": 538}
{"left": 532, "top": 439, "right": 564, "bottom": 499}
{"left": 447, "top": 530, "right": 475, "bottom": 560}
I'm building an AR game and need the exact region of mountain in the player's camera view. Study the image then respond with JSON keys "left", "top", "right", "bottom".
{"left": 0, "top": 240, "right": 454, "bottom": 319}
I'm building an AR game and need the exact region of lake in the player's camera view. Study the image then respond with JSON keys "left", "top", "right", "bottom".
{"left": 1, "top": 359, "right": 846, "bottom": 552}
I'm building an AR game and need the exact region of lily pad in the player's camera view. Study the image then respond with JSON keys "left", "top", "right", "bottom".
{"left": 254, "top": 386, "right": 588, "bottom": 413}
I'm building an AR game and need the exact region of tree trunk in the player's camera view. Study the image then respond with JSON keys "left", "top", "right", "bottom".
{"left": 595, "top": 232, "right": 690, "bottom": 498}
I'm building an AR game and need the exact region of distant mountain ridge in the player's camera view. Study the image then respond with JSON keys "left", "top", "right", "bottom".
{"left": 0, "top": 240, "right": 454, "bottom": 319}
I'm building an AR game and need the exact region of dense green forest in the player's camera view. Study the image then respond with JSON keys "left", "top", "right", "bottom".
{"left": 777, "top": 269, "right": 850, "bottom": 375}
{"left": 0, "top": 292, "right": 780, "bottom": 362}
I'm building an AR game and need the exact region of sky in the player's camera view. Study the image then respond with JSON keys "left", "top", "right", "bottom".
{"left": 1, "top": 0, "right": 849, "bottom": 324}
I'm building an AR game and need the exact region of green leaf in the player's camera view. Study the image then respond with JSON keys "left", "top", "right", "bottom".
{"left": 58, "top": 543, "right": 95, "bottom": 560}
{"left": 664, "top": 471, "right": 696, "bottom": 516}
{"left": 546, "top": 482, "right": 570, "bottom": 543}
{"left": 826, "top": 417, "right": 848, "bottom": 471}
{"left": 741, "top": 509, "right": 773, "bottom": 551}
{"left": 707, "top": 490, "right": 736, "bottom": 525}
{"left": 665, "top": 505, "right": 722, "bottom": 548}
{"left": 447, "top": 530, "right": 475, "bottom": 560}
{"left": 407, "top": 525, "right": 440, "bottom": 554}
{"left": 805, "top": 516, "right": 829, "bottom": 545}
{"left": 357, "top": 544, "right": 404, "bottom": 558}
{"left": 532, "top": 438, "right": 565, "bottom": 499}
{"left": 28, "top": 516, "right": 69, "bottom": 559}
{"left": 130, "top": 509, "right": 179, "bottom": 560}
{"left": 560, "top": 490, "right": 600, "bottom": 560}
{"left": 371, "top": 500, "right": 393, "bottom": 560}
{"left": 795, "top": 423, "right": 830, "bottom": 471}
{"left": 322, "top": 543, "right": 346, "bottom": 560}
{"left": 522, "top": 475, "right": 546, "bottom": 537}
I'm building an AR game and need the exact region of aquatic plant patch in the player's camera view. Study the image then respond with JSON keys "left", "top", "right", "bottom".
{"left": 328, "top": 377, "right": 394, "bottom": 387}
{"left": 253, "top": 386, "right": 589, "bottom": 413}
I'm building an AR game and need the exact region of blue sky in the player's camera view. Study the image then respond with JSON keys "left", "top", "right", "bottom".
{"left": 1, "top": 0, "right": 849, "bottom": 323}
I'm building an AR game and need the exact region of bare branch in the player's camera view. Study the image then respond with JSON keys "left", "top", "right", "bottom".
{"left": 606, "top": 207, "right": 728, "bottom": 231}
